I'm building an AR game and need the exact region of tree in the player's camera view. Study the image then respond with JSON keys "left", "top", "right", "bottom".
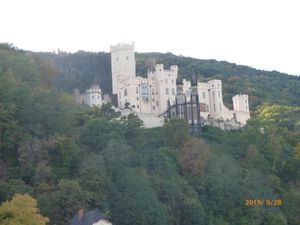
{"left": 17, "top": 138, "right": 48, "bottom": 182}
{"left": 162, "top": 119, "right": 190, "bottom": 149}
{"left": 81, "top": 118, "right": 125, "bottom": 152}
{"left": 0, "top": 194, "right": 49, "bottom": 225}
{"left": 77, "top": 153, "right": 111, "bottom": 209}
{"left": 179, "top": 138, "right": 209, "bottom": 175}
{"left": 295, "top": 142, "right": 300, "bottom": 160}
{"left": 109, "top": 171, "right": 168, "bottom": 225}
{"left": 46, "top": 134, "right": 81, "bottom": 179}
{"left": 0, "top": 179, "right": 33, "bottom": 203}
{"left": 39, "top": 180, "right": 91, "bottom": 225}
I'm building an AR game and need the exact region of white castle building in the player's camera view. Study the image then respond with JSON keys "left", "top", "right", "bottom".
{"left": 74, "top": 84, "right": 103, "bottom": 107}
{"left": 110, "top": 43, "right": 250, "bottom": 129}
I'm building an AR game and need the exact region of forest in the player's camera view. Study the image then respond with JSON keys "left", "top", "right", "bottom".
{"left": 0, "top": 43, "right": 299, "bottom": 225}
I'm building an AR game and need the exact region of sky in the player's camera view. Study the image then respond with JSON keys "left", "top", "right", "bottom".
{"left": 1, "top": 0, "right": 299, "bottom": 75}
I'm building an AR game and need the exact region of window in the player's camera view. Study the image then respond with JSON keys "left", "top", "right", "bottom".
{"left": 126, "top": 56, "right": 129, "bottom": 60}
{"left": 219, "top": 103, "right": 222, "bottom": 112}
{"left": 202, "top": 92, "right": 206, "bottom": 99}
{"left": 218, "top": 90, "right": 221, "bottom": 98}
{"left": 137, "top": 97, "right": 139, "bottom": 100}
{"left": 116, "top": 57, "right": 119, "bottom": 61}
{"left": 137, "top": 104, "right": 139, "bottom": 109}
{"left": 165, "top": 88, "right": 169, "bottom": 95}
{"left": 165, "top": 79, "right": 168, "bottom": 84}
{"left": 92, "top": 95, "right": 94, "bottom": 99}
{"left": 172, "top": 88, "right": 175, "bottom": 95}
{"left": 245, "top": 99, "right": 247, "bottom": 104}
{"left": 171, "top": 79, "right": 174, "bottom": 84}
{"left": 136, "top": 87, "right": 138, "bottom": 94}
{"left": 97, "top": 95, "right": 99, "bottom": 99}
{"left": 156, "top": 101, "right": 159, "bottom": 106}
{"left": 153, "top": 106, "right": 155, "bottom": 110}
{"left": 124, "top": 89, "right": 128, "bottom": 96}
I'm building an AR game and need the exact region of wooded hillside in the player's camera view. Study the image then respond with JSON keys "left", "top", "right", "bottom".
{"left": 0, "top": 44, "right": 299, "bottom": 225}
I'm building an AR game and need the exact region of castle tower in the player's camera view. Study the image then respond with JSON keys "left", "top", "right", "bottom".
{"left": 110, "top": 43, "right": 136, "bottom": 94}
{"left": 208, "top": 80, "right": 224, "bottom": 119}
{"left": 85, "top": 84, "right": 103, "bottom": 107}
{"left": 232, "top": 94, "right": 249, "bottom": 112}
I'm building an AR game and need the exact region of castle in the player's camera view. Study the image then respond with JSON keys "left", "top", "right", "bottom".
{"left": 110, "top": 43, "right": 250, "bottom": 129}
{"left": 75, "top": 43, "right": 250, "bottom": 129}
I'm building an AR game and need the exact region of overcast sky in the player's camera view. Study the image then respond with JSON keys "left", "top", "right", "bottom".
{"left": 1, "top": 0, "right": 299, "bottom": 75}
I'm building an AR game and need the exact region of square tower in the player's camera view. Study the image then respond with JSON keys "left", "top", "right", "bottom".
{"left": 110, "top": 43, "right": 136, "bottom": 94}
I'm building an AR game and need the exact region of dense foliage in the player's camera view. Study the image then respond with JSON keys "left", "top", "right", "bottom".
{"left": 0, "top": 44, "right": 299, "bottom": 225}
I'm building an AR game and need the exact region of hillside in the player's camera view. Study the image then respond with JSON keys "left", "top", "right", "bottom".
{"left": 0, "top": 43, "right": 300, "bottom": 225}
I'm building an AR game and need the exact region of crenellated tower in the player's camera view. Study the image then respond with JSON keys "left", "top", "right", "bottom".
{"left": 110, "top": 43, "right": 136, "bottom": 94}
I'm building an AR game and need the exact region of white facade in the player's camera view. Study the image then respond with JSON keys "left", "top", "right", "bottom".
{"left": 74, "top": 84, "right": 103, "bottom": 108}
{"left": 180, "top": 79, "right": 250, "bottom": 125}
{"left": 110, "top": 43, "right": 136, "bottom": 94}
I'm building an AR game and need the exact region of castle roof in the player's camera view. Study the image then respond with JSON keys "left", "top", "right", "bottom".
{"left": 70, "top": 208, "right": 103, "bottom": 225}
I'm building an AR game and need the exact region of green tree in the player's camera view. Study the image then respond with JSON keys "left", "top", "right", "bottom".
{"left": 47, "top": 134, "right": 81, "bottom": 179}
{"left": 48, "top": 180, "right": 91, "bottom": 225}
{"left": 162, "top": 119, "right": 190, "bottom": 149}
{"left": 109, "top": 171, "right": 168, "bottom": 225}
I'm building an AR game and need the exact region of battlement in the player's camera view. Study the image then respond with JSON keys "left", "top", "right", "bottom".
{"left": 110, "top": 43, "right": 135, "bottom": 52}
{"left": 149, "top": 64, "right": 178, "bottom": 77}
{"left": 86, "top": 84, "right": 101, "bottom": 94}
{"left": 232, "top": 94, "right": 248, "bottom": 99}
{"left": 208, "top": 79, "right": 222, "bottom": 89}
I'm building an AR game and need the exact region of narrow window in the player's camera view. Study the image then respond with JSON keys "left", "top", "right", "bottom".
{"left": 202, "top": 92, "right": 206, "bottom": 99}
{"left": 124, "top": 89, "right": 128, "bottom": 96}
{"left": 166, "top": 88, "right": 169, "bottom": 95}
{"left": 172, "top": 88, "right": 175, "bottom": 95}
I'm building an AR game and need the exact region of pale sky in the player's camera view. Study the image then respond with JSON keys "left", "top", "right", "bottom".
{"left": 1, "top": 0, "right": 299, "bottom": 75}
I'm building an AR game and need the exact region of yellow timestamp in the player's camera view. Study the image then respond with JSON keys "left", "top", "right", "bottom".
{"left": 245, "top": 199, "right": 282, "bottom": 206}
